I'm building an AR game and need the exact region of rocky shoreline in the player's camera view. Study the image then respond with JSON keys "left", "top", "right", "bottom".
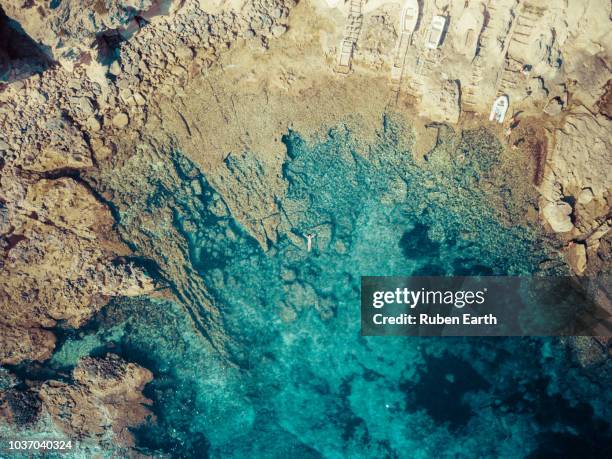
{"left": 0, "top": 0, "right": 610, "bottom": 454}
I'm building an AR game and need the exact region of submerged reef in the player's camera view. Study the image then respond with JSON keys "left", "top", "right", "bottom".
{"left": 16, "top": 124, "right": 607, "bottom": 457}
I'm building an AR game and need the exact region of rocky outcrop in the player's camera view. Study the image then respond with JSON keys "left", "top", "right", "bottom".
{"left": 0, "top": 324, "right": 56, "bottom": 365}
{"left": 0, "top": 0, "right": 299, "bottom": 369}
{"left": 39, "top": 355, "right": 153, "bottom": 446}
{"left": 0, "top": 6, "right": 55, "bottom": 82}
{"left": 0, "top": 355, "right": 153, "bottom": 451}
{"left": 0, "top": 385, "right": 41, "bottom": 426}
{"left": 3, "top": 0, "right": 608, "bottom": 268}
{"left": 1, "top": 0, "right": 159, "bottom": 71}
{"left": 0, "top": 172, "right": 153, "bottom": 364}
{"left": 0, "top": 7, "right": 160, "bottom": 364}
{"left": 539, "top": 108, "right": 611, "bottom": 273}
{"left": 542, "top": 201, "right": 574, "bottom": 234}
{"left": 566, "top": 242, "right": 588, "bottom": 275}
{"left": 541, "top": 111, "right": 611, "bottom": 210}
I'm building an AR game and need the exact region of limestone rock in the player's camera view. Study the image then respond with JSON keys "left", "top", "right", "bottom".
{"left": 577, "top": 188, "right": 594, "bottom": 205}
{"left": 0, "top": 203, "right": 10, "bottom": 235}
{"left": 1, "top": 0, "right": 155, "bottom": 69}
{"left": 546, "top": 111, "right": 611, "bottom": 200}
{"left": 25, "top": 178, "right": 114, "bottom": 238}
{"left": 540, "top": 109, "right": 610, "bottom": 244}
{"left": 0, "top": 386, "right": 41, "bottom": 427}
{"left": 18, "top": 114, "right": 93, "bottom": 173}
{"left": 422, "top": 80, "right": 460, "bottom": 124}
{"left": 271, "top": 24, "right": 288, "bottom": 37}
{"left": 587, "top": 221, "right": 611, "bottom": 251}
{"left": 112, "top": 112, "right": 130, "bottom": 129}
{"left": 109, "top": 61, "right": 122, "bottom": 76}
{"left": 0, "top": 324, "right": 56, "bottom": 365}
{"left": 544, "top": 97, "right": 563, "bottom": 116}
{"left": 39, "top": 354, "right": 153, "bottom": 447}
{"left": 175, "top": 45, "right": 195, "bottom": 60}
{"left": 566, "top": 242, "right": 587, "bottom": 274}
{"left": 87, "top": 116, "right": 102, "bottom": 132}
{"left": 0, "top": 177, "right": 152, "bottom": 363}
{"left": 542, "top": 201, "right": 574, "bottom": 233}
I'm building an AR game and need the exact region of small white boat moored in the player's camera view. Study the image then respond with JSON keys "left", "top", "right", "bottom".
{"left": 401, "top": 0, "right": 419, "bottom": 34}
{"left": 425, "top": 15, "right": 447, "bottom": 49}
{"left": 324, "top": 0, "right": 343, "bottom": 8}
{"left": 489, "top": 95, "right": 510, "bottom": 123}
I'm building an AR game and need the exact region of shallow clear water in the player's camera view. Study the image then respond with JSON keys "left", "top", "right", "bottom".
{"left": 53, "top": 125, "right": 611, "bottom": 458}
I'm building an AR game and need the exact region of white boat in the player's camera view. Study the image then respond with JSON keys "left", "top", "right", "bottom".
{"left": 425, "top": 15, "right": 447, "bottom": 49}
{"left": 324, "top": 0, "right": 343, "bottom": 8}
{"left": 489, "top": 95, "right": 509, "bottom": 123}
{"left": 401, "top": 0, "right": 419, "bottom": 34}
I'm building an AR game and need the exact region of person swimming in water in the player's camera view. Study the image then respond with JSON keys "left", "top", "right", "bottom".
{"left": 305, "top": 233, "right": 314, "bottom": 252}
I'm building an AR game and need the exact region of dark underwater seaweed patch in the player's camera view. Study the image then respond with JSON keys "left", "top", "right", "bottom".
{"left": 402, "top": 354, "right": 490, "bottom": 431}
{"left": 399, "top": 223, "right": 441, "bottom": 260}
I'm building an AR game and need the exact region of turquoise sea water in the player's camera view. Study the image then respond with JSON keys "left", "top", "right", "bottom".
{"left": 52, "top": 125, "right": 611, "bottom": 458}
